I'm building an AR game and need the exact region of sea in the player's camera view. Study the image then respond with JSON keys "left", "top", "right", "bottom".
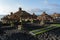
{"left": 0, "top": 15, "right": 5, "bottom": 21}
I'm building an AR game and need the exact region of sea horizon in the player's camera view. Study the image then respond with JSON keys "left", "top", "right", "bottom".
{"left": 0, "top": 15, "right": 5, "bottom": 21}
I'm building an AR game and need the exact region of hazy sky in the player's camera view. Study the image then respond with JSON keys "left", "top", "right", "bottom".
{"left": 0, "top": 0, "right": 60, "bottom": 15}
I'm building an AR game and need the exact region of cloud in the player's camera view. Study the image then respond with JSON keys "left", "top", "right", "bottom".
{"left": 0, "top": 5, "right": 10, "bottom": 15}
{"left": 0, "top": 3, "right": 22, "bottom": 15}
{"left": 0, "top": 0, "right": 23, "bottom": 15}
{"left": 44, "top": 0, "right": 48, "bottom": 4}
{"left": 49, "top": 4, "right": 60, "bottom": 7}
{"left": 28, "top": 8, "right": 43, "bottom": 13}
{"left": 27, "top": 8, "right": 50, "bottom": 15}
{"left": 44, "top": 0, "right": 60, "bottom": 7}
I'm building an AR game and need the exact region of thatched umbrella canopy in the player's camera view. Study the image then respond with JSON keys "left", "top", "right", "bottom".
{"left": 51, "top": 13, "right": 60, "bottom": 19}
{"left": 37, "top": 12, "right": 53, "bottom": 21}
{"left": 32, "top": 13, "right": 37, "bottom": 19}
{"left": 2, "top": 8, "right": 37, "bottom": 22}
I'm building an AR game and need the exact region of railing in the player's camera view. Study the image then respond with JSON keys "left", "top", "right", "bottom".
{"left": 29, "top": 24, "right": 60, "bottom": 36}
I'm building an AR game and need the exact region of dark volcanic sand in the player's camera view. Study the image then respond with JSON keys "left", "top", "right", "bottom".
{"left": 0, "top": 27, "right": 60, "bottom": 40}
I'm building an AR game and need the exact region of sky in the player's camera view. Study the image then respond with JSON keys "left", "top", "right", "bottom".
{"left": 0, "top": 0, "right": 60, "bottom": 15}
